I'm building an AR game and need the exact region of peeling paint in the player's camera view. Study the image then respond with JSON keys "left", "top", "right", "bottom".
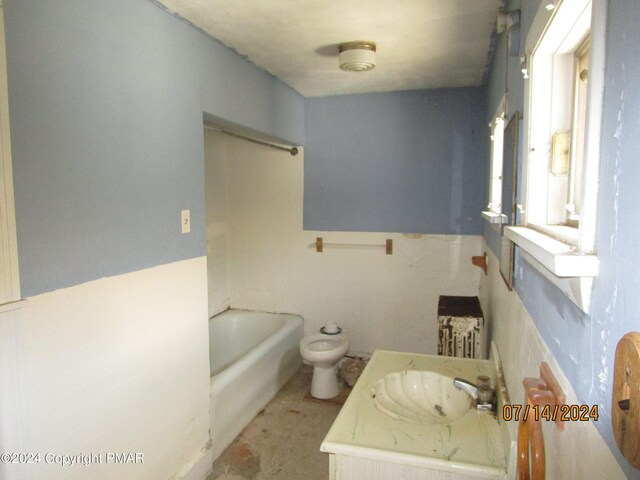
{"left": 598, "top": 369, "right": 608, "bottom": 388}
{"left": 612, "top": 64, "right": 625, "bottom": 253}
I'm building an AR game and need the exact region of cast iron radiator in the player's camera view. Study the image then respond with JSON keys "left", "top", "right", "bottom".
{"left": 437, "top": 295, "right": 485, "bottom": 359}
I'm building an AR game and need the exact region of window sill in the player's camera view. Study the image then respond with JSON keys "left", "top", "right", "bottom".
{"left": 504, "top": 226, "right": 597, "bottom": 313}
{"left": 528, "top": 223, "right": 579, "bottom": 246}
{"left": 504, "top": 226, "right": 598, "bottom": 277}
{"left": 482, "top": 211, "right": 508, "bottom": 224}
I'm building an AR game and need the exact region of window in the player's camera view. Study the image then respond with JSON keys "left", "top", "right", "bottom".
{"left": 523, "top": 0, "right": 593, "bottom": 245}
{"left": 482, "top": 97, "right": 507, "bottom": 224}
{"left": 545, "top": 35, "right": 590, "bottom": 231}
{"left": 504, "top": 0, "right": 605, "bottom": 312}
{"left": 488, "top": 102, "right": 506, "bottom": 215}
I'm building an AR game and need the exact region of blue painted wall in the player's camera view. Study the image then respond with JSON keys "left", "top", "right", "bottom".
{"left": 4, "top": 0, "right": 304, "bottom": 297}
{"left": 304, "top": 88, "right": 486, "bottom": 234}
{"left": 485, "top": 0, "right": 640, "bottom": 475}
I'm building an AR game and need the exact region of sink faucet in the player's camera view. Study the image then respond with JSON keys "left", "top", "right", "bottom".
{"left": 453, "top": 377, "right": 495, "bottom": 411}
{"left": 453, "top": 377, "right": 478, "bottom": 399}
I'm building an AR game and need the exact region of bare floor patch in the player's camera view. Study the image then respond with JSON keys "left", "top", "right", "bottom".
{"left": 209, "top": 441, "right": 261, "bottom": 479}
{"left": 207, "top": 365, "right": 347, "bottom": 480}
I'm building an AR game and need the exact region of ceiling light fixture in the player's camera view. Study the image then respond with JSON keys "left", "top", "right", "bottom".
{"left": 338, "top": 41, "right": 376, "bottom": 72}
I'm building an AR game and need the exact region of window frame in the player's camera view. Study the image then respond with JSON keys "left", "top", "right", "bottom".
{"left": 524, "top": 0, "right": 592, "bottom": 236}
{"left": 566, "top": 37, "right": 590, "bottom": 227}
{"left": 482, "top": 96, "right": 508, "bottom": 225}
{"left": 504, "top": 0, "right": 607, "bottom": 313}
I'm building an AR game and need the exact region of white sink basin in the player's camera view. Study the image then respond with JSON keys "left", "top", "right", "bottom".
{"left": 372, "top": 370, "right": 473, "bottom": 424}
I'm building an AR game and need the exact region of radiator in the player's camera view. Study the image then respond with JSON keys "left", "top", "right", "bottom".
{"left": 437, "top": 295, "right": 485, "bottom": 359}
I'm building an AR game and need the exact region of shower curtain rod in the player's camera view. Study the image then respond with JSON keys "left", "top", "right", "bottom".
{"left": 204, "top": 125, "right": 299, "bottom": 156}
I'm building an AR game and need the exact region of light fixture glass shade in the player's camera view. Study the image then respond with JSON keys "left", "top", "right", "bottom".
{"left": 338, "top": 42, "right": 376, "bottom": 72}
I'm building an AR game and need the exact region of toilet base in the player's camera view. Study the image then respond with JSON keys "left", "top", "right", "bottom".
{"left": 311, "top": 364, "right": 343, "bottom": 399}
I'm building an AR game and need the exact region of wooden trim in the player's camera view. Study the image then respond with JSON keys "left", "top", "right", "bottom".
{"left": 0, "top": 4, "right": 21, "bottom": 303}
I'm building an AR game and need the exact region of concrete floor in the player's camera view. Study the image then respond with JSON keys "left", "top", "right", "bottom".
{"left": 206, "top": 365, "right": 350, "bottom": 480}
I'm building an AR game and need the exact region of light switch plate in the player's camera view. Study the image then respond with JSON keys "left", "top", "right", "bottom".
{"left": 181, "top": 209, "right": 190, "bottom": 234}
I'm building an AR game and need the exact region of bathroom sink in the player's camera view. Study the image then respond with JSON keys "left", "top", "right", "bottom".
{"left": 372, "top": 370, "right": 473, "bottom": 425}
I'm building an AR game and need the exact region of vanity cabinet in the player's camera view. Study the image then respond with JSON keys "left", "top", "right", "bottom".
{"left": 321, "top": 349, "right": 514, "bottom": 480}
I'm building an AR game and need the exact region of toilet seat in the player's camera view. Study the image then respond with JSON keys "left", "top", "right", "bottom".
{"left": 300, "top": 333, "right": 349, "bottom": 362}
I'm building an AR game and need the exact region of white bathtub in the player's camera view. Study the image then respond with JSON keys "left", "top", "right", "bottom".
{"left": 208, "top": 309, "right": 303, "bottom": 460}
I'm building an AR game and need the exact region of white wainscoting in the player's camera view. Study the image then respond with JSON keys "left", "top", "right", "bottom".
{"left": 0, "top": 257, "right": 212, "bottom": 480}
{"left": 478, "top": 246, "right": 624, "bottom": 479}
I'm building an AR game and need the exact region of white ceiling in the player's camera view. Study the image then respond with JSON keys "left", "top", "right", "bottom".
{"left": 156, "top": 0, "right": 504, "bottom": 98}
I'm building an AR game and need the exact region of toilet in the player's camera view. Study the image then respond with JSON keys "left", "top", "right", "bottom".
{"left": 299, "top": 322, "right": 350, "bottom": 399}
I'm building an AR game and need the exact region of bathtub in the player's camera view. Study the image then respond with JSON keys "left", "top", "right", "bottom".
{"left": 208, "top": 309, "right": 303, "bottom": 460}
